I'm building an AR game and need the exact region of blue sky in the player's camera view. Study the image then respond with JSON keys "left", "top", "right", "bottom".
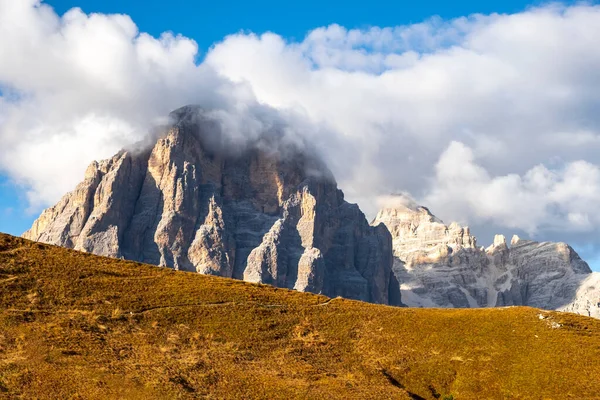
{"left": 45, "top": 0, "right": 552, "bottom": 48}
{"left": 1, "top": 0, "right": 600, "bottom": 272}
{"left": 0, "top": 177, "right": 31, "bottom": 236}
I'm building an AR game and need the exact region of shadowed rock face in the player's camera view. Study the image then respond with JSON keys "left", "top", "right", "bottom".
{"left": 24, "top": 106, "right": 397, "bottom": 305}
{"left": 373, "top": 196, "right": 600, "bottom": 318}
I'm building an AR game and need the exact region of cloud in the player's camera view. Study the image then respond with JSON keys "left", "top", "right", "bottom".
{"left": 424, "top": 141, "right": 600, "bottom": 235}
{"left": 204, "top": 4, "right": 600, "bottom": 243}
{"left": 2, "top": 1, "right": 600, "bottom": 254}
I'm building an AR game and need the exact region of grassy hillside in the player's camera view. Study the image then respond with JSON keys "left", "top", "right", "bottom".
{"left": 0, "top": 233, "right": 599, "bottom": 399}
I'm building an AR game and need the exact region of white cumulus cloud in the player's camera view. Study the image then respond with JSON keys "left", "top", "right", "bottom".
{"left": 424, "top": 141, "right": 600, "bottom": 234}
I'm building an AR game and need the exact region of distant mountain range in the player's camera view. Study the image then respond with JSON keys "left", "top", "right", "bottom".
{"left": 23, "top": 106, "right": 600, "bottom": 318}
{"left": 373, "top": 197, "right": 599, "bottom": 318}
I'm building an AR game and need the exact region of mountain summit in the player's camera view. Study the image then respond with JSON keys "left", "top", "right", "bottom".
{"left": 24, "top": 106, "right": 398, "bottom": 305}
{"left": 373, "top": 195, "right": 600, "bottom": 318}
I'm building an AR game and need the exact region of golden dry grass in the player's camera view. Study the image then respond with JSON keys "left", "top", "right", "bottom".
{"left": 0, "top": 233, "right": 599, "bottom": 399}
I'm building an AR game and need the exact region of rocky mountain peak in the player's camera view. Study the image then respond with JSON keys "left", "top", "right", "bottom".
{"left": 375, "top": 194, "right": 441, "bottom": 223}
{"left": 372, "top": 196, "right": 599, "bottom": 317}
{"left": 373, "top": 195, "right": 478, "bottom": 269}
{"left": 485, "top": 234, "right": 507, "bottom": 253}
{"left": 24, "top": 106, "right": 398, "bottom": 305}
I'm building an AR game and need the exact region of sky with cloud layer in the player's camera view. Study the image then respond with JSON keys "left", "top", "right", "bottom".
{"left": 1, "top": 0, "right": 600, "bottom": 269}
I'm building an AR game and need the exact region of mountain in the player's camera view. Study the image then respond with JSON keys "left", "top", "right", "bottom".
{"left": 2, "top": 232, "right": 599, "bottom": 399}
{"left": 23, "top": 106, "right": 397, "bottom": 305}
{"left": 373, "top": 195, "right": 600, "bottom": 318}
{"left": 22, "top": 106, "right": 600, "bottom": 317}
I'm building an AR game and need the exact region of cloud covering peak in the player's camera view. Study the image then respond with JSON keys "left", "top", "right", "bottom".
{"left": 2, "top": 1, "right": 600, "bottom": 256}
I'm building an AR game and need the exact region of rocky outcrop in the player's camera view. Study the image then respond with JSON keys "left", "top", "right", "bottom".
{"left": 373, "top": 195, "right": 600, "bottom": 318}
{"left": 24, "top": 106, "right": 397, "bottom": 305}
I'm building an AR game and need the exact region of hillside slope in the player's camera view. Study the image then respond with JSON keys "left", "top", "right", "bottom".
{"left": 1, "top": 233, "right": 599, "bottom": 399}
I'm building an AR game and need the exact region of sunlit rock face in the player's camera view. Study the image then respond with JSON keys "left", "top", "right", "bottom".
{"left": 24, "top": 106, "right": 398, "bottom": 305}
{"left": 373, "top": 195, "right": 600, "bottom": 318}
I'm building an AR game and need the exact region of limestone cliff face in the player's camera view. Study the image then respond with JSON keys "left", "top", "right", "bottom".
{"left": 24, "top": 106, "right": 397, "bottom": 305}
{"left": 373, "top": 196, "right": 600, "bottom": 318}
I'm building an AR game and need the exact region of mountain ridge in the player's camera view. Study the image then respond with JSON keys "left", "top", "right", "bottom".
{"left": 373, "top": 195, "right": 600, "bottom": 318}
